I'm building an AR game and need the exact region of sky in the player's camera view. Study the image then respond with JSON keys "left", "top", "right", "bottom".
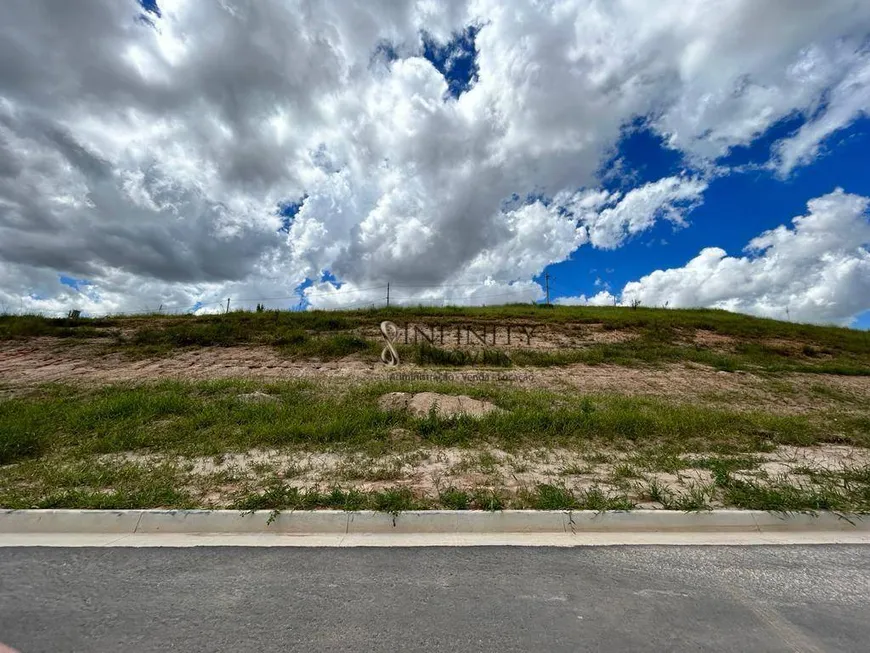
{"left": 0, "top": 0, "right": 869, "bottom": 327}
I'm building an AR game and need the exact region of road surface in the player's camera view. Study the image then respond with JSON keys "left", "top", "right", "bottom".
{"left": 1, "top": 546, "right": 868, "bottom": 652}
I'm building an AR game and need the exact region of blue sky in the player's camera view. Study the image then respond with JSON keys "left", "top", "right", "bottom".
{"left": 543, "top": 117, "right": 870, "bottom": 328}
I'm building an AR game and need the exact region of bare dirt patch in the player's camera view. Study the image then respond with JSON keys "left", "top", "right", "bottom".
{"left": 692, "top": 331, "right": 738, "bottom": 349}
{"left": 763, "top": 338, "right": 813, "bottom": 354}
{"left": 758, "top": 445, "right": 870, "bottom": 472}
{"left": 0, "top": 339, "right": 380, "bottom": 384}
{"left": 99, "top": 443, "right": 870, "bottom": 508}
{"left": 2, "top": 339, "right": 869, "bottom": 415}
{"left": 378, "top": 392, "right": 501, "bottom": 418}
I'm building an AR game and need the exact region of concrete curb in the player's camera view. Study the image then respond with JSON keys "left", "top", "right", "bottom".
{"left": 0, "top": 509, "right": 867, "bottom": 535}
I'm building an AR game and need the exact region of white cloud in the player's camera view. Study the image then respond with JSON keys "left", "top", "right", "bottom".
{"left": 619, "top": 189, "right": 870, "bottom": 325}
{"left": 772, "top": 53, "right": 870, "bottom": 176}
{"left": 560, "top": 176, "right": 708, "bottom": 250}
{"left": 1, "top": 1, "right": 869, "bottom": 315}
{"left": 304, "top": 279, "right": 542, "bottom": 310}
{"left": 555, "top": 291, "right": 617, "bottom": 307}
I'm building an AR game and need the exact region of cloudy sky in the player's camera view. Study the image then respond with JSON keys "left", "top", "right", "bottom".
{"left": 1, "top": 0, "right": 869, "bottom": 326}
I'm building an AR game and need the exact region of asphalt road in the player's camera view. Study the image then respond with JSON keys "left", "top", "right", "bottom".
{"left": 1, "top": 545, "right": 868, "bottom": 652}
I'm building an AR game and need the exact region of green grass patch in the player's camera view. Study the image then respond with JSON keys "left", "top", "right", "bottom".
{"left": 2, "top": 378, "right": 869, "bottom": 512}
{"left": 0, "top": 315, "right": 116, "bottom": 340}
{"left": 1, "top": 380, "right": 866, "bottom": 468}
{"left": 0, "top": 460, "right": 194, "bottom": 509}
{"left": 721, "top": 478, "right": 858, "bottom": 512}
{"left": 698, "top": 458, "right": 870, "bottom": 512}
{"left": 513, "top": 483, "right": 633, "bottom": 510}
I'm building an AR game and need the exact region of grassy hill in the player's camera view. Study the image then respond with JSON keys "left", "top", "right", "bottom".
{"left": 1, "top": 305, "right": 869, "bottom": 513}
{"left": 2, "top": 304, "right": 869, "bottom": 374}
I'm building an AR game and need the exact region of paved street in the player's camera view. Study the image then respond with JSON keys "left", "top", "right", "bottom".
{"left": 1, "top": 545, "right": 868, "bottom": 652}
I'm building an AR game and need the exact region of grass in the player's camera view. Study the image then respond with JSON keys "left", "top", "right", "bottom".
{"left": 129, "top": 323, "right": 377, "bottom": 359}
{"left": 510, "top": 337, "right": 870, "bottom": 375}
{"left": 3, "top": 304, "right": 868, "bottom": 374}
{"left": 559, "top": 463, "right": 592, "bottom": 476}
{"left": 0, "top": 460, "right": 195, "bottom": 509}
{"left": 3, "top": 305, "right": 868, "bottom": 513}
{"left": 809, "top": 383, "right": 863, "bottom": 405}
{"left": 4, "top": 465, "right": 866, "bottom": 511}
{"left": 719, "top": 475, "right": 867, "bottom": 512}
{"left": 674, "top": 458, "right": 870, "bottom": 512}
{"left": 691, "top": 456, "right": 762, "bottom": 485}
{"left": 412, "top": 343, "right": 513, "bottom": 367}
{"left": 0, "top": 315, "right": 116, "bottom": 340}
{"left": 1, "top": 378, "right": 868, "bottom": 512}
{"left": 514, "top": 484, "right": 635, "bottom": 510}
{"left": 2, "top": 379, "right": 867, "bottom": 468}
{"left": 226, "top": 483, "right": 632, "bottom": 513}
{"left": 5, "top": 303, "right": 866, "bottom": 347}
{"left": 1, "top": 450, "right": 868, "bottom": 512}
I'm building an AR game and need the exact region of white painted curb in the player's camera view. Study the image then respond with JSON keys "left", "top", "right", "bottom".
{"left": 0, "top": 509, "right": 867, "bottom": 535}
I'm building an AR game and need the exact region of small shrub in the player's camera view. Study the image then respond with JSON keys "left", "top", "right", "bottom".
{"left": 802, "top": 344, "right": 819, "bottom": 357}
{"left": 577, "top": 487, "right": 634, "bottom": 511}
{"left": 438, "top": 487, "right": 471, "bottom": 510}
{"left": 471, "top": 488, "right": 505, "bottom": 511}
{"left": 273, "top": 329, "right": 308, "bottom": 347}
{"left": 371, "top": 488, "right": 418, "bottom": 515}
{"left": 527, "top": 484, "right": 579, "bottom": 510}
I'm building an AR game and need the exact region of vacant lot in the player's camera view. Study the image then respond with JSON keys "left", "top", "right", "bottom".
{"left": 1, "top": 307, "right": 869, "bottom": 512}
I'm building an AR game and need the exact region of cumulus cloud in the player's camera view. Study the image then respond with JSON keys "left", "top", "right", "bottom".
{"left": 772, "top": 53, "right": 870, "bottom": 175}
{"left": 618, "top": 189, "right": 870, "bottom": 325}
{"left": 1, "top": 1, "right": 869, "bottom": 316}
{"left": 561, "top": 176, "right": 708, "bottom": 250}
{"left": 555, "top": 291, "right": 617, "bottom": 307}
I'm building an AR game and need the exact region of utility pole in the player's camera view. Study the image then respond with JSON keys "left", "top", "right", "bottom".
{"left": 544, "top": 272, "right": 551, "bottom": 306}
{"left": 386, "top": 283, "right": 390, "bottom": 308}
{"left": 226, "top": 298, "right": 231, "bottom": 314}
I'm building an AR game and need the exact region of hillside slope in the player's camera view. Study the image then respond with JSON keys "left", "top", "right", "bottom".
{"left": 2, "top": 304, "right": 869, "bottom": 376}
{"left": 2, "top": 306, "right": 869, "bottom": 512}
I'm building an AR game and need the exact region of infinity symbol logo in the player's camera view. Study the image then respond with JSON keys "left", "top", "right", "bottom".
{"left": 380, "top": 320, "right": 400, "bottom": 366}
